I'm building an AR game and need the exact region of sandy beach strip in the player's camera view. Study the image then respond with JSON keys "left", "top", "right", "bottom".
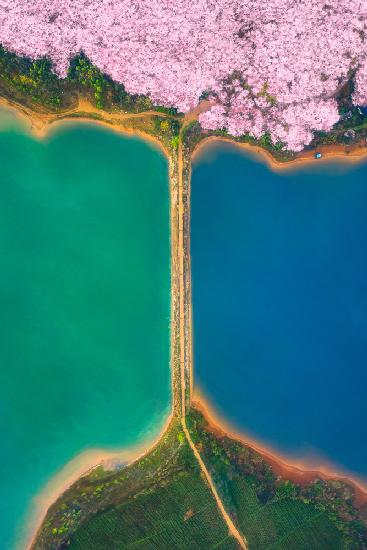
{"left": 191, "top": 135, "right": 367, "bottom": 173}
{"left": 2, "top": 94, "right": 367, "bottom": 172}
{"left": 0, "top": 99, "right": 176, "bottom": 550}
{"left": 2, "top": 96, "right": 367, "bottom": 547}
{"left": 0, "top": 96, "right": 171, "bottom": 159}
{"left": 21, "top": 412, "right": 173, "bottom": 550}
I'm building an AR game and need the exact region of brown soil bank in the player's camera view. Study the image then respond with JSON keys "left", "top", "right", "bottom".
{"left": 192, "top": 134, "right": 367, "bottom": 172}
{"left": 192, "top": 395, "right": 367, "bottom": 509}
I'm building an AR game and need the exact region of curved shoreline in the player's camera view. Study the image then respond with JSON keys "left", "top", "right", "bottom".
{"left": 0, "top": 103, "right": 173, "bottom": 550}
{"left": 1, "top": 99, "right": 367, "bottom": 546}
{"left": 4, "top": 93, "right": 367, "bottom": 172}
{"left": 23, "top": 412, "right": 173, "bottom": 550}
{"left": 0, "top": 96, "right": 170, "bottom": 159}
{"left": 189, "top": 136, "right": 367, "bottom": 507}
{"left": 191, "top": 134, "right": 367, "bottom": 172}
{"left": 193, "top": 391, "right": 367, "bottom": 507}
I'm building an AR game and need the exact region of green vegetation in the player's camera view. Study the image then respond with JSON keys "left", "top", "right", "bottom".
{"left": 67, "top": 473, "right": 238, "bottom": 550}
{"left": 33, "top": 410, "right": 367, "bottom": 550}
{"left": 181, "top": 120, "right": 294, "bottom": 163}
{"left": 307, "top": 74, "right": 367, "bottom": 149}
{"left": 32, "top": 420, "right": 238, "bottom": 550}
{"left": 258, "top": 82, "right": 277, "bottom": 107}
{"left": 181, "top": 75, "right": 367, "bottom": 161}
{"left": 1, "top": 44, "right": 367, "bottom": 162}
{"left": 68, "top": 55, "right": 107, "bottom": 109}
{"left": 0, "top": 46, "right": 67, "bottom": 109}
{"left": 187, "top": 408, "right": 367, "bottom": 550}
{"left": 2, "top": 45, "right": 367, "bottom": 550}
{"left": 0, "top": 46, "right": 184, "bottom": 117}
{"left": 67, "top": 53, "right": 159, "bottom": 113}
{"left": 152, "top": 116, "right": 181, "bottom": 153}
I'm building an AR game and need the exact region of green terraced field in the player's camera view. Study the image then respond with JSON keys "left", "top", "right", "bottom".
{"left": 187, "top": 409, "right": 367, "bottom": 550}
{"left": 32, "top": 421, "right": 239, "bottom": 550}
{"left": 228, "top": 477, "right": 343, "bottom": 550}
{"left": 68, "top": 472, "right": 238, "bottom": 550}
{"left": 33, "top": 413, "right": 367, "bottom": 550}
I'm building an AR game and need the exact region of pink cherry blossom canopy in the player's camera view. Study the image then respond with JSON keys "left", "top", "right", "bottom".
{"left": 1, "top": 0, "right": 367, "bottom": 150}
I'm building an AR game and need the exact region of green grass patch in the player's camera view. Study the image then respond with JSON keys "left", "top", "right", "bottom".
{"left": 188, "top": 407, "right": 367, "bottom": 550}
{"left": 68, "top": 472, "right": 238, "bottom": 549}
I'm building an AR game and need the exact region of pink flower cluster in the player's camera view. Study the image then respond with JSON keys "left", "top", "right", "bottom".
{"left": 1, "top": 0, "right": 367, "bottom": 150}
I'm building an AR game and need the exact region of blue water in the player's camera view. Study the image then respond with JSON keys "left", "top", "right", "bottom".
{"left": 192, "top": 142, "right": 367, "bottom": 478}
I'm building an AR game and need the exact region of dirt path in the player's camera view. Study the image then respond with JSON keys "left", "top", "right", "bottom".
{"left": 6, "top": 94, "right": 248, "bottom": 547}
{"left": 177, "top": 130, "right": 248, "bottom": 549}
{"left": 181, "top": 420, "right": 247, "bottom": 549}
{"left": 0, "top": 95, "right": 175, "bottom": 138}
{"left": 178, "top": 129, "right": 187, "bottom": 418}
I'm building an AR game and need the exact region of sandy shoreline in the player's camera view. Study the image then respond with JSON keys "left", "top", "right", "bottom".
{"left": 1, "top": 97, "right": 367, "bottom": 546}
{"left": 0, "top": 96, "right": 170, "bottom": 159}
{"left": 0, "top": 101, "right": 174, "bottom": 549}
{"left": 192, "top": 134, "right": 367, "bottom": 172}
{"left": 190, "top": 134, "right": 367, "bottom": 507}
{"left": 193, "top": 391, "right": 367, "bottom": 507}
{"left": 3, "top": 94, "right": 367, "bottom": 172}
{"left": 22, "top": 412, "right": 173, "bottom": 550}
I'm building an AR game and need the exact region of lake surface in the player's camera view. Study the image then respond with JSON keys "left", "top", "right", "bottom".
{"left": 192, "top": 142, "right": 367, "bottom": 479}
{"left": 0, "top": 110, "right": 171, "bottom": 549}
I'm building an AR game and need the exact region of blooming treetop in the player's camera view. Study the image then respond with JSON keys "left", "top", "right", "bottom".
{"left": 1, "top": 0, "right": 367, "bottom": 150}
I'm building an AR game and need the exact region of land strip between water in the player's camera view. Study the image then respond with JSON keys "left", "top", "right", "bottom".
{"left": 2, "top": 96, "right": 249, "bottom": 549}
{"left": 0, "top": 96, "right": 366, "bottom": 548}
{"left": 176, "top": 130, "right": 248, "bottom": 548}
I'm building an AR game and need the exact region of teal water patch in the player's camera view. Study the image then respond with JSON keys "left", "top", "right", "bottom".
{"left": 0, "top": 112, "right": 171, "bottom": 549}
{"left": 192, "top": 142, "right": 367, "bottom": 480}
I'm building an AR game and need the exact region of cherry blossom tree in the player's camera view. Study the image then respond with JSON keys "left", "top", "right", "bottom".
{"left": 0, "top": 0, "right": 366, "bottom": 150}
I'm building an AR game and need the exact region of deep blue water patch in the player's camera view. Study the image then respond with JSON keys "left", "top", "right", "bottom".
{"left": 191, "top": 142, "right": 367, "bottom": 478}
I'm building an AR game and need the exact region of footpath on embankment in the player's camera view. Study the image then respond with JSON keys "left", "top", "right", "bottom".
{"left": 173, "top": 129, "right": 248, "bottom": 549}
{"left": 5, "top": 94, "right": 365, "bottom": 549}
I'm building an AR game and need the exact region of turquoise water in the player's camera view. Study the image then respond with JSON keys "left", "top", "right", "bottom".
{"left": 192, "top": 142, "right": 367, "bottom": 479}
{"left": 0, "top": 111, "right": 171, "bottom": 549}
